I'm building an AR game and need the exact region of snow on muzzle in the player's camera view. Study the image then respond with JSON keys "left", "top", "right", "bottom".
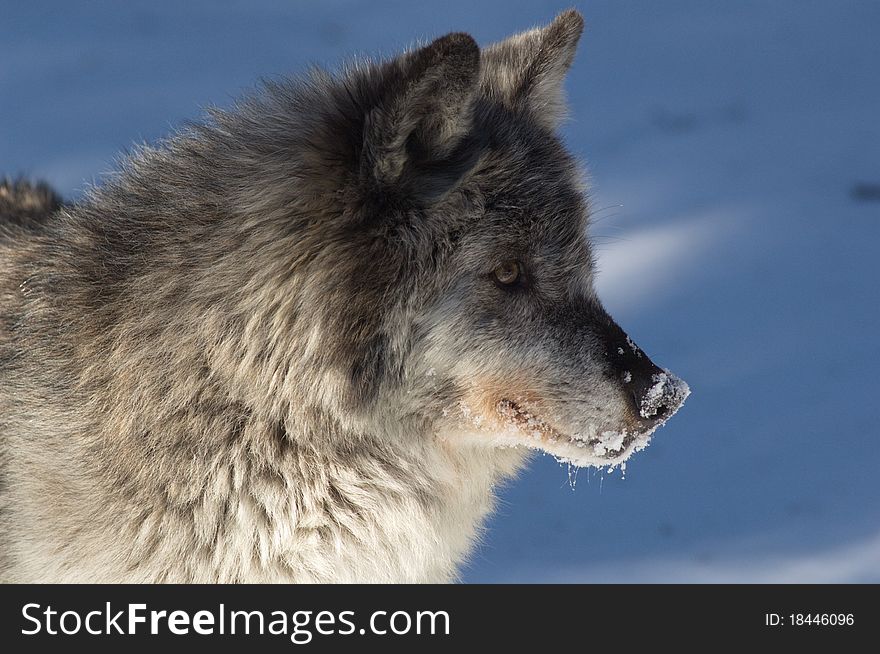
{"left": 600, "top": 316, "right": 690, "bottom": 430}
{"left": 631, "top": 368, "right": 690, "bottom": 427}
{"left": 617, "top": 340, "right": 688, "bottom": 428}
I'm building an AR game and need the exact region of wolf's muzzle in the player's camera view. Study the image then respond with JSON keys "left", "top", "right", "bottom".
{"left": 600, "top": 313, "right": 689, "bottom": 428}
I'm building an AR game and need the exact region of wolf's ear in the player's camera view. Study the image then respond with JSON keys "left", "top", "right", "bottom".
{"left": 361, "top": 32, "right": 482, "bottom": 203}
{"left": 481, "top": 9, "right": 584, "bottom": 131}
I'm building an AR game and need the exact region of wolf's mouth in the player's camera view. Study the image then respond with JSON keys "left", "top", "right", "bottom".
{"left": 495, "top": 399, "right": 648, "bottom": 467}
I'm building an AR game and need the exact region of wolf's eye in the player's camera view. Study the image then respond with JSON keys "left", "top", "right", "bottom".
{"left": 493, "top": 261, "right": 521, "bottom": 286}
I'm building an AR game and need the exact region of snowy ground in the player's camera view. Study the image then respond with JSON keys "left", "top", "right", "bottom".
{"left": 2, "top": 1, "right": 878, "bottom": 582}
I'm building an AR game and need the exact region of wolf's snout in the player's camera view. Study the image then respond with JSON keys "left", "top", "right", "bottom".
{"left": 629, "top": 368, "right": 689, "bottom": 428}
{"left": 603, "top": 319, "right": 690, "bottom": 429}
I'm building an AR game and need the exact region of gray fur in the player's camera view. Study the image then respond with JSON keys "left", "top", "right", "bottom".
{"left": 0, "top": 10, "right": 687, "bottom": 583}
{"left": 0, "top": 179, "right": 63, "bottom": 232}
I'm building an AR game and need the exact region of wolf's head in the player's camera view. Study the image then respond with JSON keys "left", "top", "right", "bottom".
{"left": 204, "top": 10, "right": 688, "bottom": 469}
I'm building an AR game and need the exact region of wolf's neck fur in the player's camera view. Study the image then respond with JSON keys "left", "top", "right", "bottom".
{"left": 1, "top": 199, "right": 526, "bottom": 582}
{"left": 6, "top": 396, "right": 525, "bottom": 582}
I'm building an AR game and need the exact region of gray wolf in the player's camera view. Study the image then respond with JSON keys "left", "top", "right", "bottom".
{"left": 0, "top": 10, "right": 688, "bottom": 582}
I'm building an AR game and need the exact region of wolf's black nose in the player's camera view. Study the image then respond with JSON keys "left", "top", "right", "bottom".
{"left": 607, "top": 332, "right": 688, "bottom": 426}
{"left": 634, "top": 388, "right": 670, "bottom": 420}
{"left": 629, "top": 367, "right": 690, "bottom": 427}
{"left": 629, "top": 362, "right": 665, "bottom": 422}
{"left": 596, "top": 312, "right": 690, "bottom": 427}
{"left": 606, "top": 332, "right": 668, "bottom": 424}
